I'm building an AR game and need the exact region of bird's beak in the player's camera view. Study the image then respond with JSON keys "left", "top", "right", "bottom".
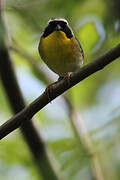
{"left": 55, "top": 24, "right": 61, "bottom": 31}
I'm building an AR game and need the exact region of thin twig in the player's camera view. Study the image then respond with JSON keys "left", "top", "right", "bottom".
{"left": 0, "top": 44, "right": 120, "bottom": 140}
{"left": 64, "top": 95, "right": 104, "bottom": 180}
{"left": 72, "top": 110, "right": 104, "bottom": 180}
{"left": 10, "top": 42, "right": 51, "bottom": 84}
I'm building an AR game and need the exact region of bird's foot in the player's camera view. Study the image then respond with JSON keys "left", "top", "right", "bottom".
{"left": 63, "top": 72, "right": 72, "bottom": 85}
{"left": 45, "top": 72, "right": 72, "bottom": 102}
{"left": 45, "top": 77, "right": 63, "bottom": 102}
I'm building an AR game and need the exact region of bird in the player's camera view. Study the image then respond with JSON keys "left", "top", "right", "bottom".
{"left": 38, "top": 18, "right": 84, "bottom": 99}
{"left": 38, "top": 18, "right": 84, "bottom": 78}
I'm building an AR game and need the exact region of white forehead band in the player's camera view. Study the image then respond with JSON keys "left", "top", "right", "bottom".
{"left": 48, "top": 18, "right": 68, "bottom": 24}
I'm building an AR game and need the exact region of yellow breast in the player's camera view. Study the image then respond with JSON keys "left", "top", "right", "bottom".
{"left": 39, "top": 30, "right": 82, "bottom": 76}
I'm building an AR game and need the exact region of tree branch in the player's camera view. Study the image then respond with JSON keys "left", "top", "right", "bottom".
{"left": 12, "top": 41, "right": 104, "bottom": 179}
{"left": 0, "top": 44, "right": 120, "bottom": 140}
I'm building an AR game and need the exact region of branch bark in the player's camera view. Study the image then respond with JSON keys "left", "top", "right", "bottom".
{"left": 0, "top": 43, "right": 120, "bottom": 140}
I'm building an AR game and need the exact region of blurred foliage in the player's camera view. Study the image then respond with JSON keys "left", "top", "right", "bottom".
{"left": 0, "top": 0, "right": 120, "bottom": 179}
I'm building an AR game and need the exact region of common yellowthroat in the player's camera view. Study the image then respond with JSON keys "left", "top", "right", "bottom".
{"left": 38, "top": 18, "right": 84, "bottom": 79}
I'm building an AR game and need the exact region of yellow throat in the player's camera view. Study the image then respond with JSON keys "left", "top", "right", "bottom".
{"left": 41, "top": 30, "right": 71, "bottom": 54}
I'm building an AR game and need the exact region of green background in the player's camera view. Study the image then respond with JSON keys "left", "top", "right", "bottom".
{"left": 0, "top": 0, "right": 120, "bottom": 179}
